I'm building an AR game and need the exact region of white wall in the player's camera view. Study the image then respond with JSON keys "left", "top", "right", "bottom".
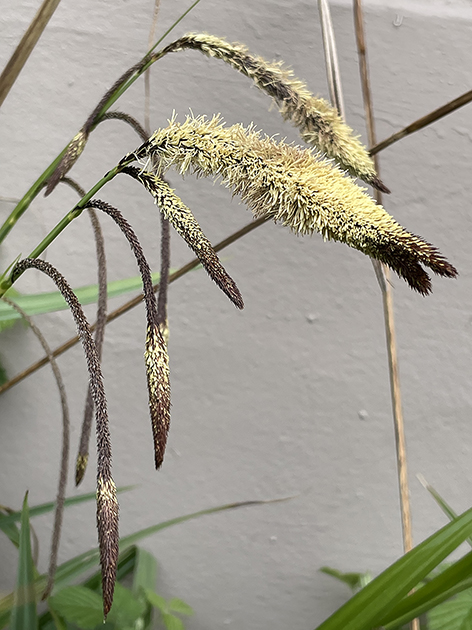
{"left": 0, "top": 1, "right": 471, "bottom": 628}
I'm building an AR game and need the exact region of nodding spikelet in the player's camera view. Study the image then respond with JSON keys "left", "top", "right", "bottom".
{"left": 129, "top": 116, "right": 456, "bottom": 294}
{"left": 45, "top": 130, "right": 88, "bottom": 196}
{"left": 145, "top": 323, "right": 171, "bottom": 468}
{"left": 10, "top": 258, "right": 118, "bottom": 617}
{"left": 158, "top": 33, "right": 388, "bottom": 192}
{"left": 86, "top": 200, "right": 171, "bottom": 468}
{"left": 123, "top": 166, "right": 244, "bottom": 309}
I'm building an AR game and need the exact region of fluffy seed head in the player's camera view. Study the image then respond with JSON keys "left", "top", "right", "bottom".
{"left": 159, "top": 33, "right": 387, "bottom": 191}
{"left": 133, "top": 115, "right": 456, "bottom": 294}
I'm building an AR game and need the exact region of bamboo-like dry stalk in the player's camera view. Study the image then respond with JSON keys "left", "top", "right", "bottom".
{"left": 353, "top": 4, "right": 418, "bottom": 630}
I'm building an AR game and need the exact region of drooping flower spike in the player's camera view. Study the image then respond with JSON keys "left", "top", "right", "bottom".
{"left": 157, "top": 33, "right": 388, "bottom": 192}
{"left": 124, "top": 115, "right": 456, "bottom": 294}
{"left": 45, "top": 32, "right": 387, "bottom": 198}
{"left": 86, "top": 200, "right": 171, "bottom": 470}
{"left": 123, "top": 165, "right": 244, "bottom": 310}
{"left": 10, "top": 258, "right": 118, "bottom": 617}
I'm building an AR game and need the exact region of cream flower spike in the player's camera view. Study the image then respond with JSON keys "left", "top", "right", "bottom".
{"left": 124, "top": 115, "right": 457, "bottom": 295}
{"left": 158, "top": 33, "right": 389, "bottom": 192}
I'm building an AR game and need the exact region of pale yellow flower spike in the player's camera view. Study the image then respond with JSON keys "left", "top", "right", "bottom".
{"left": 158, "top": 33, "right": 389, "bottom": 192}
{"left": 124, "top": 116, "right": 457, "bottom": 295}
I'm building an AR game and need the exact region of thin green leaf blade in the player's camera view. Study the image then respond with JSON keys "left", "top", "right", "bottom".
{"left": 320, "top": 567, "right": 372, "bottom": 592}
{"left": 381, "top": 551, "right": 472, "bottom": 628}
{"left": 419, "top": 476, "right": 472, "bottom": 548}
{"left": 168, "top": 598, "right": 193, "bottom": 616}
{"left": 10, "top": 492, "right": 37, "bottom": 630}
{"left": 0, "top": 485, "right": 134, "bottom": 529}
{"left": 315, "top": 504, "right": 472, "bottom": 630}
{"left": 0, "top": 273, "right": 162, "bottom": 322}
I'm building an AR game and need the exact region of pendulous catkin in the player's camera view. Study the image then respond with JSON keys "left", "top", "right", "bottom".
{"left": 125, "top": 115, "right": 456, "bottom": 294}
{"left": 157, "top": 33, "right": 388, "bottom": 192}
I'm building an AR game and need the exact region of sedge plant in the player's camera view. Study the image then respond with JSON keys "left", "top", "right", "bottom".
{"left": 0, "top": 2, "right": 470, "bottom": 627}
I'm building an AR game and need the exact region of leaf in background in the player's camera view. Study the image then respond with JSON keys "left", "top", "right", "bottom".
{"left": 162, "top": 612, "right": 185, "bottom": 630}
{"left": 427, "top": 590, "right": 472, "bottom": 630}
{"left": 132, "top": 547, "right": 158, "bottom": 595}
{"left": 145, "top": 589, "right": 168, "bottom": 613}
{"left": 9, "top": 493, "right": 37, "bottom": 630}
{"left": 0, "top": 272, "right": 162, "bottom": 325}
{"left": 315, "top": 504, "right": 472, "bottom": 630}
{"left": 168, "top": 598, "right": 193, "bottom": 616}
{"left": 320, "top": 567, "right": 372, "bottom": 593}
{"left": 107, "top": 582, "right": 146, "bottom": 628}
{"left": 48, "top": 586, "right": 102, "bottom": 629}
{"left": 0, "top": 506, "right": 20, "bottom": 547}
{"left": 0, "top": 497, "right": 278, "bottom": 628}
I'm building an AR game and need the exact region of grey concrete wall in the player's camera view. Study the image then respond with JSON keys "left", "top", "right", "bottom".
{"left": 0, "top": 0, "right": 471, "bottom": 628}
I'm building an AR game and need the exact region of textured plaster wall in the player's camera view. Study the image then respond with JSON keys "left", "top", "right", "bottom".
{"left": 0, "top": 1, "right": 471, "bottom": 628}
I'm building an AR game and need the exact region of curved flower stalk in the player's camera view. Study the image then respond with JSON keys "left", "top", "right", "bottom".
{"left": 10, "top": 258, "right": 118, "bottom": 617}
{"left": 157, "top": 33, "right": 388, "bottom": 192}
{"left": 126, "top": 115, "right": 457, "bottom": 294}
{"left": 86, "top": 200, "right": 171, "bottom": 470}
{"left": 1, "top": 296, "right": 70, "bottom": 600}
{"left": 61, "top": 177, "right": 109, "bottom": 486}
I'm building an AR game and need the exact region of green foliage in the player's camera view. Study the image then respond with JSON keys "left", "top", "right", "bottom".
{"left": 0, "top": 272, "right": 162, "bottom": 328}
{"left": 9, "top": 493, "right": 38, "bottom": 630}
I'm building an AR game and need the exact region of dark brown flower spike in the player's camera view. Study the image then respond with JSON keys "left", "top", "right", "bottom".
{"left": 86, "top": 199, "right": 171, "bottom": 469}
{"left": 123, "top": 165, "right": 244, "bottom": 309}
{"left": 1, "top": 296, "right": 70, "bottom": 600}
{"left": 61, "top": 178, "right": 108, "bottom": 486}
{"left": 10, "top": 258, "right": 118, "bottom": 617}
{"left": 76, "top": 206, "right": 107, "bottom": 485}
{"left": 155, "top": 33, "right": 388, "bottom": 192}
{"left": 127, "top": 115, "right": 456, "bottom": 294}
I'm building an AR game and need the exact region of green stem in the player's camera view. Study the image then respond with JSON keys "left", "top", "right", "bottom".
{"left": 0, "top": 149, "right": 66, "bottom": 244}
{"left": 0, "top": 162, "right": 130, "bottom": 295}
{"left": 0, "top": 0, "right": 201, "bottom": 246}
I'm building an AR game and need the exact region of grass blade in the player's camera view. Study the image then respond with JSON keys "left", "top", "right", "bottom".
{"left": 0, "top": 273, "right": 162, "bottom": 325}
{"left": 314, "top": 504, "right": 472, "bottom": 630}
{"left": 0, "top": 497, "right": 285, "bottom": 628}
{"left": 9, "top": 493, "right": 38, "bottom": 630}
{"left": 380, "top": 551, "right": 472, "bottom": 628}
{"left": 0, "top": 0, "right": 62, "bottom": 108}
{"left": 0, "top": 486, "right": 133, "bottom": 530}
